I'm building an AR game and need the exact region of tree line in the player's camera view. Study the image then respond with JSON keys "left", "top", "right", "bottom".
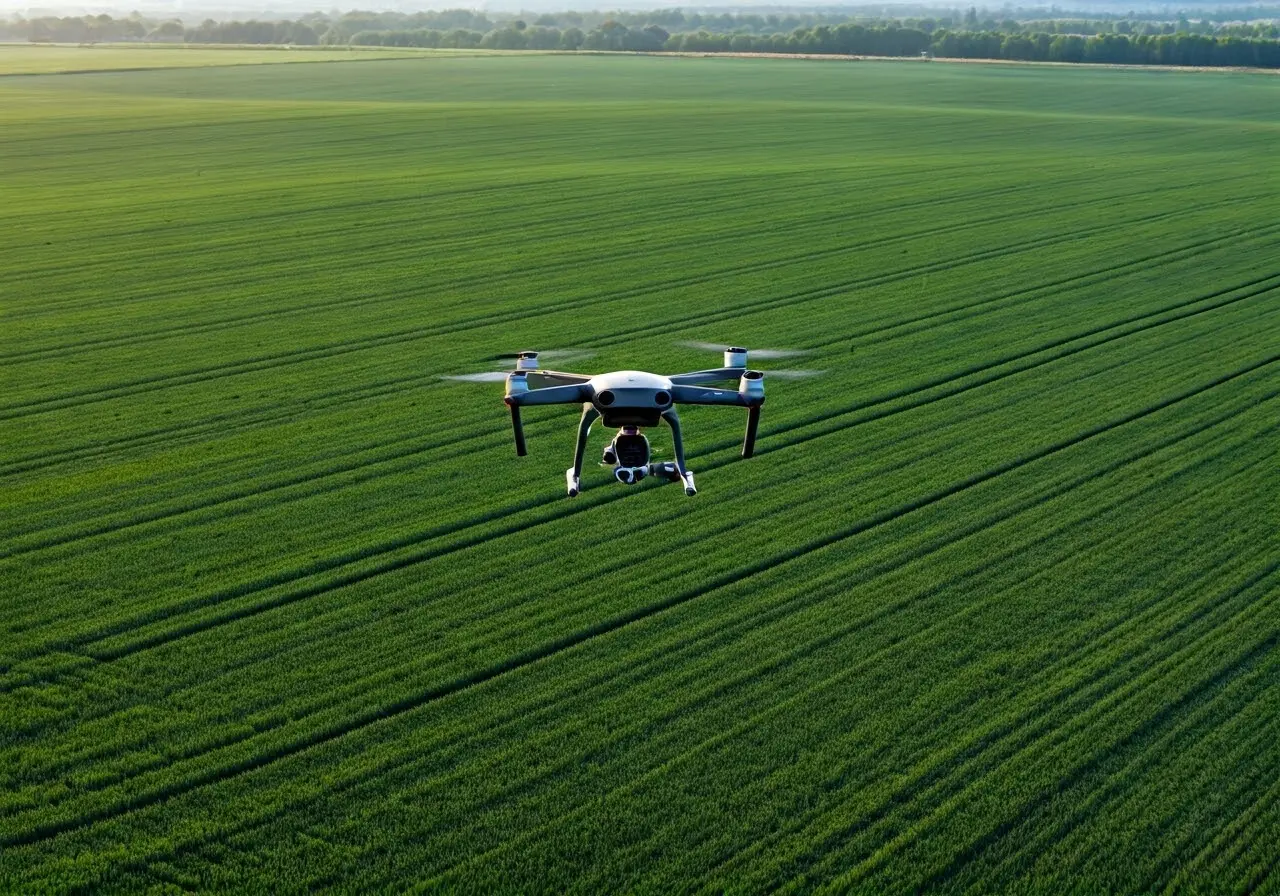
{"left": 5, "top": 10, "right": 1280, "bottom": 69}
{"left": 348, "top": 21, "right": 1280, "bottom": 68}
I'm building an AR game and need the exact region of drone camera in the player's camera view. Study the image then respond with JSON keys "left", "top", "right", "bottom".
{"left": 614, "top": 466, "right": 648, "bottom": 485}
{"left": 612, "top": 431, "right": 650, "bottom": 468}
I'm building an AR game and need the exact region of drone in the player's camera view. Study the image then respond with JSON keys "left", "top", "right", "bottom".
{"left": 458, "top": 345, "right": 809, "bottom": 497}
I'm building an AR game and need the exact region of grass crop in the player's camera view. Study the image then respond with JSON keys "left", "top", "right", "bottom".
{"left": 1, "top": 53, "right": 1277, "bottom": 892}
{"left": 0, "top": 43, "right": 448, "bottom": 76}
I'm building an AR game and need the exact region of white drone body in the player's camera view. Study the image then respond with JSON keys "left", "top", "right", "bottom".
{"left": 502, "top": 348, "right": 770, "bottom": 497}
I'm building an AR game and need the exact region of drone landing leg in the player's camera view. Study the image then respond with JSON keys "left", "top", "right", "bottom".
{"left": 660, "top": 408, "right": 697, "bottom": 497}
{"left": 566, "top": 403, "right": 600, "bottom": 497}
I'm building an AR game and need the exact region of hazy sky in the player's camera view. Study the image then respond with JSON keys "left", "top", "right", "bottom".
{"left": 0, "top": 0, "right": 1252, "bottom": 18}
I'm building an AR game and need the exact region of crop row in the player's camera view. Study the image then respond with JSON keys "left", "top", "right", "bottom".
{"left": 3, "top": 307, "right": 1275, "bottom": 848}
{"left": 2, "top": 55, "right": 1277, "bottom": 892}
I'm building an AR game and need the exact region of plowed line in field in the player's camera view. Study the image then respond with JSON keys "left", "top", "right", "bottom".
{"left": 733, "top": 548, "right": 1280, "bottom": 894}
{"left": 3, "top": 165, "right": 769, "bottom": 260}
{"left": 1165, "top": 764, "right": 1280, "bottom": 893}
{"left": 687, "top": 466, "right": 1275, "bottom": 888}
{"left": 5, "top": 404, "right": 1265, "bottom": 853}
{"left": 13, "top": 342, "right": 1246, "bottom": 766}
{"left": 38, "top": 418, "right": 1278, "bottom": 875}
{"left": 4, "top": 191, "right": 1266, "bottom": 465}
{"left": 4, "top": 283, "right": 1251, "bottom": 559}
{"left": 3, "top": 208, "right": 1269, "bottom": 489}
{"left": 1, "top": 165, "right": 1042, "bottom": 342}
{"left": 10, "top": 278, "right": 1271, "bottom": 665}
{"left": 425, "top": 410, "right": 1280, "bottom": 888}
{"left": 1031, "top": 682, "right": 1280, "bottom": 893}
{"left": 16, "top": 157, "right": 1231, "bottom": 328}
{"left": 4, "top": 200, "right": 1264, "bottom": 483}
{"left": 3, "top": 169, "right": 842, "bottom": 322}
{"left": 417, "top": 461, "right": 1277, "bottom": 888}
{"left": 744, "top": 278, "right": 1280, "bottom": 459}
{"left": 1, "top": 474, "right": 800, "bottom": 784}
{"left": 8, "top": 154, "right": 746, "bottom": 262}
{"left": 0, "top": 188, "right": 1252, "bottom": 418}
{"left": 7, "top": 321, "right": 1229, "bottom": 767}
{"left": 2, "top": 355, "right": 1271, "bottom": 849}
{"left": 376, "top": 420, "right": 1277, "bottom": 888}
{"left": 1, "top": 163, "right": 1056, "bottom": 324}
{"left": 902, "top": 590, "right": 1280, "bottom": 894}
{"left": 0, "top": 367, "right": 445, "bottom": 477}
{"left": 588, "top": 212, "right": 1280, "bottom": 350}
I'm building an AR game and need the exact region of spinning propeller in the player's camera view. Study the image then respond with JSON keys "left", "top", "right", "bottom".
{"left": 442, "top": 349, "right": 595, "bottom": 383}
{"left": 678, "top": 341, "right": 822, "bottom": 379}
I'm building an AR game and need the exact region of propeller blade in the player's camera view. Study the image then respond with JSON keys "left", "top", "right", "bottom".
{"left": 490, "top": 349, "right": 594, "bottom": 364}
{"left": 678, "top": 341, "right": 809, "bottom": 360}
{"left": 765, "top": 369, "right": 823, "bottom": 379}
{"left": 441, "top": 371, "right": 510, "bottom": 383}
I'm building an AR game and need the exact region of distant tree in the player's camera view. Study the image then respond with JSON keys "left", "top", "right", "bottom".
{"left": 480, "top": 27, "right": 526, "bottom": 49}
{"left": 148, "top": 19, "right": 184, "bottom": 41}
{"left": 643, "top": 24, "right": 669, "bottom": 44}
{"left": 286, "top": 21, "right": 317, "bottom": 45}
{"left": 559, "top": 27, "right": 584, "bottom": 50}
{"left": 1048, "top": 34, "right": 1085, "bottom": 62}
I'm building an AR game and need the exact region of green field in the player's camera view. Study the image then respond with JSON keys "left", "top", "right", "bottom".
{"left": 0, "top": 43, "right": 446, "bottom": 75}
{"left": 2, "top": 54, "right": 1279, "bottom": 892}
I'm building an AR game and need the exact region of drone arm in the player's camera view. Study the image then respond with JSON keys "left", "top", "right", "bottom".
{"left": 668, "top": 368, "right": 742, "bottom": 387}
{"left": 668, "top": 384, "right": 751, "bottom": 407}
{"left": 526, "top": 370, "right": 593, "bottom": 389}
{"left": 505, "top": 382, "right": 592, "bottom": 406}
{"left": 504, "top": 380, "right": 590, "bottom": 457}
{"left": 671, "top": 376, "right": 765, "bottom": 459}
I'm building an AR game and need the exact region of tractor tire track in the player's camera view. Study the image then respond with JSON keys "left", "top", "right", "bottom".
{"left": 4, "top": 276, "right": 1258, "bottom": 560}
{"left": 5, "top": 206, "right": 1269, "bottom": 484}
{"left": 418, "top": 454, "right": 1278, "bottom": 890}
{"left": 1, "top": 184, "right": 1253, "bottom": 420}
{"left": 119, "top": 441, "right": 1269, "bottom": 891}
{"left": 897, "top": 596, "right": 1280, "bottom": 895}
{"left": 1, "top": 353, "right": 1272, "bottom": 849}
{"left": 10, "top": 277, "right": 1274, "bottom": 669}
{"left": 724, "top": 547, "right": 1280, "bottom": 894}
{"left": 2, "top": 163, "right": 1038, "bottom": 347}
{"left": 2, "top": 164, "right": 1055, "bottom": 331}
